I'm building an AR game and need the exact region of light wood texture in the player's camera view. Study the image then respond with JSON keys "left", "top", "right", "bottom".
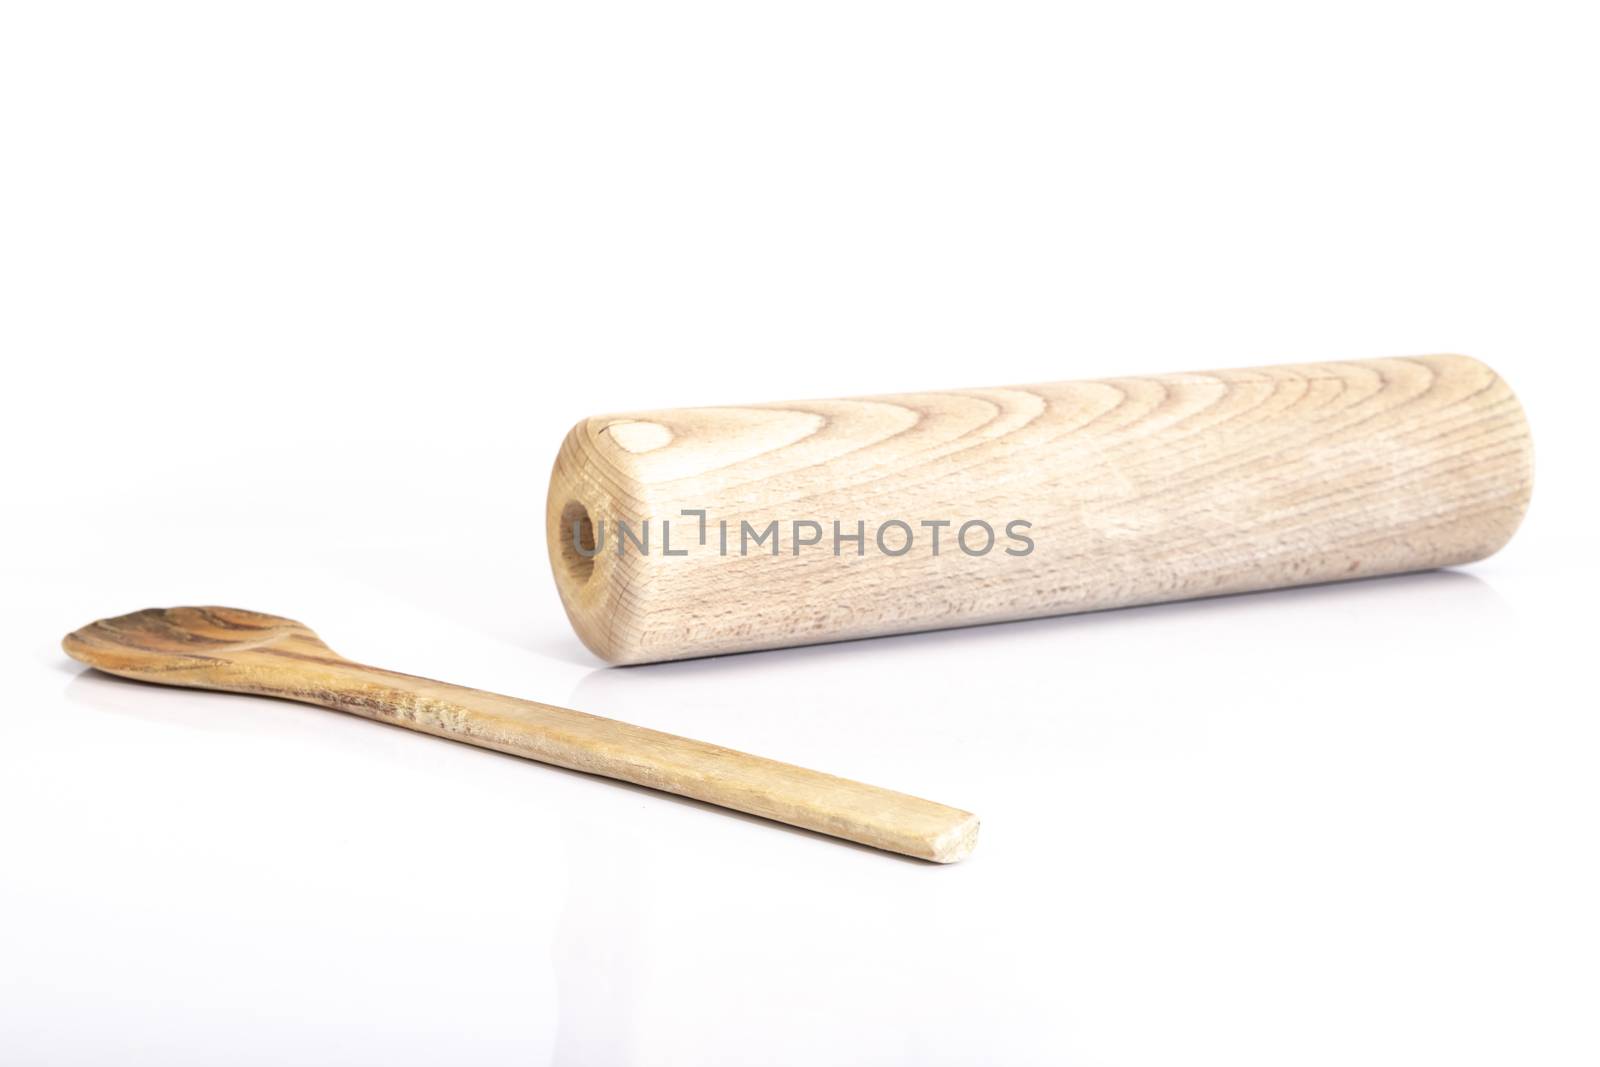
{"left": 548, "top": 355, "right": 1533, "bottom": 664}
{"left": 62, "top": 607, "right": 978, "bottom": 862}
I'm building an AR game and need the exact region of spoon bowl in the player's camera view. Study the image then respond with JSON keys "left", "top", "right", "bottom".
{"left": 64, "top": 606, "right": 333, "bottom": 683}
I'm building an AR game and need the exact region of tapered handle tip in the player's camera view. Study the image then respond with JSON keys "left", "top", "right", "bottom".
{"left": 927, "top": 811, "right": 980, "bottom": 863}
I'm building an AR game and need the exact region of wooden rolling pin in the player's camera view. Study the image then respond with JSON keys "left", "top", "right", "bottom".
{"left": 547, "top": 355, "right": 1533, "bottom": 664}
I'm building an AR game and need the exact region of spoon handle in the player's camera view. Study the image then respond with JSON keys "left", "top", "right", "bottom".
{"left": 234, "top": 653, "right": 976, "bottom": 863}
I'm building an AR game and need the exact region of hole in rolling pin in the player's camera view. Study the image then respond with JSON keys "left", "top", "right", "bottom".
{"left": 559, "top": 500, "right": 597, "bottom": 584}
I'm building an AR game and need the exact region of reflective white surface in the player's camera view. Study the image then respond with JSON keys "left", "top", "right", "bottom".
{"left": 3, "top": 1, "right": 1597, "bottom": 1062}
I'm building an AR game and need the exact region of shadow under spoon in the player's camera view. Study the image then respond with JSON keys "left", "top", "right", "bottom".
{"left": 62, "top": 606, "right": 978, "bottom": 862}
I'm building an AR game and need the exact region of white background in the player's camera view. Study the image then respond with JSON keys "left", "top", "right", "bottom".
{"left": 3, "top": 2, "right": 1597, "bottom": 1064}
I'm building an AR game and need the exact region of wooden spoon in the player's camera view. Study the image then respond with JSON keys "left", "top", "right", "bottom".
{"left": 62, "top": 607, "right": 978, "bottom": 862}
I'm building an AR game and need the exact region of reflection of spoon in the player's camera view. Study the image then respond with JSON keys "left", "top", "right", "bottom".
{"left": 62, "top": 606, "right": 978, "bottom": 862}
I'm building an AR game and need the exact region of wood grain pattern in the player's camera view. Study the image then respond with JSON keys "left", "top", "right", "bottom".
{"left": 63, "top": 607, "right": 978, "bottom": 862}
{"left": 548, "top": 355, "right": 1533, "bottom": 664}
